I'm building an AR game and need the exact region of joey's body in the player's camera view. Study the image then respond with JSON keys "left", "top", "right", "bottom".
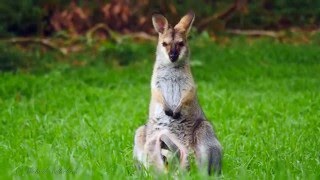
{"left": 134, "top": 12, "right": 222, "bottom": 174}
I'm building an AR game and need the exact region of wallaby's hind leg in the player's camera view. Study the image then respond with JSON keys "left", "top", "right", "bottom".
{"left": 133, "top": 125, "right": 147, "bottom": 168}
{"left": 192, "top": 120, "right": 222, "bottom": 175}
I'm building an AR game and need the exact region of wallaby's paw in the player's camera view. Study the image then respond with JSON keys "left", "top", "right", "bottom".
{"left": 172, "top": 111, "right": 181, "bottom": 119}
{"left": 164, "top": 109, "right": 173, "bottom": 117}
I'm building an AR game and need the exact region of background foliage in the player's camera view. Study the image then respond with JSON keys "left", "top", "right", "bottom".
{"left": 0, "top": 0, "right": 319, "bottom": 37}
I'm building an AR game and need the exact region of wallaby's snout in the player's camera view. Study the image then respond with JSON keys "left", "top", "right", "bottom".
{"left": 169, "top": 48, "right": 179, "bottom": 62}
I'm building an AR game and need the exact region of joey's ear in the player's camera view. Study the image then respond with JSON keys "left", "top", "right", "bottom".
{"left": 174, "top": 11, "right": 195, "bottom": 34}
{"left": 152, "top": 14, "right": 169, "bottom": 34}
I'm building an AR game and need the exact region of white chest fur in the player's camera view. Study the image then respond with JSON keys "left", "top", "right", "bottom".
{"left": 152, "top": 64, "right": 192, "bottom": 109}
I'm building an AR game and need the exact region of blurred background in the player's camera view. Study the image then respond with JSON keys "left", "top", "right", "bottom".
{"left": 1, "top": 0, "right": 320, "bottom": 36}
{"left": 0, "top": 0, "right": 319, "bottom": 72}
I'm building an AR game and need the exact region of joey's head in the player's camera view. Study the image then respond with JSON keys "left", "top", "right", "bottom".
{"left": 152, "top": 11, "right": 195, "bottom": 64}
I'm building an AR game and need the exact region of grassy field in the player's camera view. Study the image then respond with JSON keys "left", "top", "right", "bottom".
{"left": 0, "top": 36, "right": 319, "bottom": 179}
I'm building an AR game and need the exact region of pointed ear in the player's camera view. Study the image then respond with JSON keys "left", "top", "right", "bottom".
{"left": 152, "top": 14, "right": 169, "bottom": 34}
{"left": 174, "top": 11, "right": 195, "bottom": 34}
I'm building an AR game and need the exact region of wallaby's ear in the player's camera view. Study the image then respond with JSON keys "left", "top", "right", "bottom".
{"left": 152, "top": 14, "right": 169, "bottom": 34}
{"left": 174, "top": 11, "right": 195, "bottom": 34}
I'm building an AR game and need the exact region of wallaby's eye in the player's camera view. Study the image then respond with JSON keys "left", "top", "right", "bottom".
{"left": 177, "top": 41, "right": 184, "bottom": 47}
{"left": 162, "top": 42, "right": 168, "bottom": 47}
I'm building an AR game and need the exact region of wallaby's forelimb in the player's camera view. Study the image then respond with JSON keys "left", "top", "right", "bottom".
{"left": 152, "top": 88, "right": 173, "bottom": 116}
{"left": 152, "top": 86, "right": 196, "bottom": 119}
{"left": 172, "top": 87, "right": 195, "bottom": 119}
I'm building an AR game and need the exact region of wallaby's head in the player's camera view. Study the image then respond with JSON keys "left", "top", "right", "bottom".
{"left": 152, "top": 11, "right": 195, "bottom": 64}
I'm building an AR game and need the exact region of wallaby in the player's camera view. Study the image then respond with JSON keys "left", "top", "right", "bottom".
{"left": 133, "top": 11, "right": 222, "bottom": 175}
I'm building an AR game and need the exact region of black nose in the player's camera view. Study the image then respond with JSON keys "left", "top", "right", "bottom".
{"left": 169, "top": 53, "right": 179, "bottom": 62}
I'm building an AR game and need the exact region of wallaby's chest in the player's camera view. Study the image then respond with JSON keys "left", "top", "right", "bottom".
{"left": 155, "top": 69, "right": 190, "bottom": 108}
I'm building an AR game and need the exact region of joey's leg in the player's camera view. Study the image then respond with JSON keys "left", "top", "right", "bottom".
{"left": 133, "top": 125, "right": 147, "bottom": 168}
{"left": 152, "top": 88, "right": 173, "bottom": 117}
{"left": 172, "top": 87, "right": 195, "bottom": 119}
{"left": 192, "top": 120, "right": 222, "bottom": 175}
{"left": 143, "top": 131, "right": 189, "bottom": 172}
{"left": 160, "top": 133, "right": 189, "bottom": 169}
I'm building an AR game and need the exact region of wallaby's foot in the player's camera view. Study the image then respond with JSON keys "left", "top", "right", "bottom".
{"left": 164, "top": 109, "right": 173, "bottom": 117}
{"left": 172, "top": 111, "right": 181, "bottom": 119}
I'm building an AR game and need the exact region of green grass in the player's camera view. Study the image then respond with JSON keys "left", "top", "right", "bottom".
{"left": 0, "top": 37, "right": 319, "bottom": 179}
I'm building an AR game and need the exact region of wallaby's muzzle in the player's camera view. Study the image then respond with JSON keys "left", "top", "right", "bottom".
{"left": 169, "top": 51, "right": 179, "bottom": 62}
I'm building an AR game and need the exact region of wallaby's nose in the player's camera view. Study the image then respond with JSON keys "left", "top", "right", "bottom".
{"left": 169, "top": 52, "right": 179, "bottom": 62}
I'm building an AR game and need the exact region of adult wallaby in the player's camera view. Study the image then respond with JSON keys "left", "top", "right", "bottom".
{"left": 133, "top": 11, "right": 222, "bottom": 175}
